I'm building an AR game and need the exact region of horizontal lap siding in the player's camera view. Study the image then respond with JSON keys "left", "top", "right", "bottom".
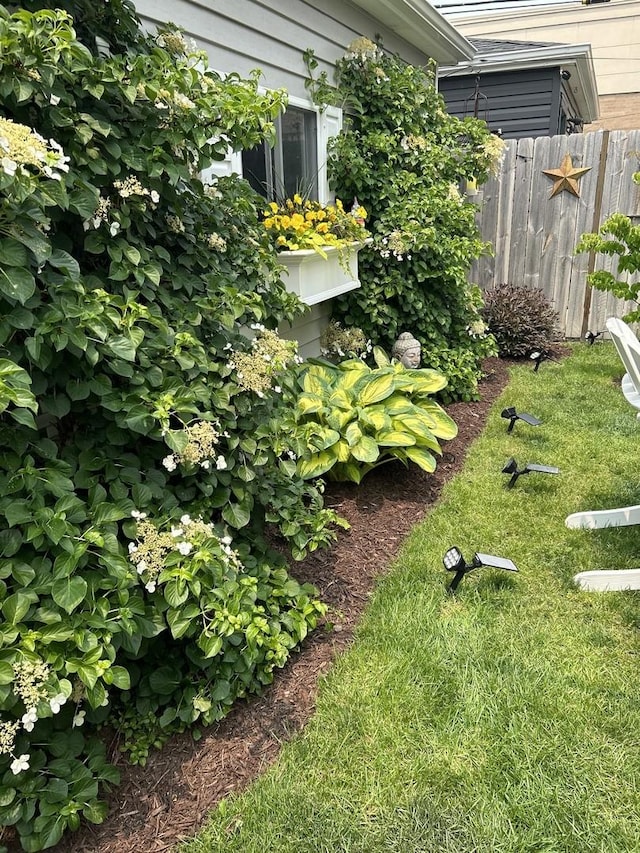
{"left": 135, "top": 0, "right": 429, "bottom": 99}
{"left": 440, "top": 69, "right": 558, "bottom": 138}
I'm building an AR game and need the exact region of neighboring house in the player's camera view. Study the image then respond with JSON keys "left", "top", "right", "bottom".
{"left": 438, "top": 37, "right": 599, "bottom": 138}
{"left": 133, "top": 0, "right": 474, "bottom": 355}
{"left": 434, "top": 0, "right": 640, "bottom": 132}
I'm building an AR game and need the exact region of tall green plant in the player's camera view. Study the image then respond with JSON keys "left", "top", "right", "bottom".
{"left": 0, "top": 6, "right": 341, "bottom": 849}
{"left": 327, "top": 38, "right": 501, "bottom": 401}
{"left": 576, "top": 175, "right": 640, "bottom": 322}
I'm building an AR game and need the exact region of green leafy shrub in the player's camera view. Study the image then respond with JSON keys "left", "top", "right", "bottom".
{"left": 481, "top": 283, "right": 560, "bottom": 358}
{"left": 0, "top": 6, "right": 343, "bottom": 849}
{"left": 576, "top": 205, "right": 640, "bottom": 322}
{"left": 292, "top": 348, "right": 457, "bottom": 484}
{"left": 325, "top": 38, "right": 500, "bottom": 401}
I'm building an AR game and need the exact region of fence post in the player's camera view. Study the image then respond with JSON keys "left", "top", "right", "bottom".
{"left": 581, "top": 130, "right": 610, "bottom": 337}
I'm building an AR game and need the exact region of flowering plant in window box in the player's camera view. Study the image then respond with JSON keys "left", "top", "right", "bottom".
{"left": 263, "top": 195, "right": 371, "bottom": 305}
{"left": 263, "top": 194, "right": 369, "bottom": 256}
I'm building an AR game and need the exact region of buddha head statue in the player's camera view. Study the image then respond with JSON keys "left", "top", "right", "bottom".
{"left": 392, "top": 332, "right": 421, "bottom": 369}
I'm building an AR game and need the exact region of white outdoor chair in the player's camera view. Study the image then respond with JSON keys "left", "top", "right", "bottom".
{"left": 605, "top": 317, "right": 640, "bottom": 416}
{"left": 566, "top": 317, "right": 640, "bottom": 590}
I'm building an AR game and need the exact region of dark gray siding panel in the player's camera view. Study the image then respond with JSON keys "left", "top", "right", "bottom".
{"left": 439, "top": 68, "right": 560, "bottom": 139}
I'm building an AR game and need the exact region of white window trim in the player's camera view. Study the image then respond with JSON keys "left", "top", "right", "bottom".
{"left": 201, "top": 76, "right": 343, "bottom": 203}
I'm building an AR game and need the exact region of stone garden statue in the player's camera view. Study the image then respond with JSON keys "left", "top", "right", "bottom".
{"left": 392, "top": 332, "right": 421, "bottom": 368}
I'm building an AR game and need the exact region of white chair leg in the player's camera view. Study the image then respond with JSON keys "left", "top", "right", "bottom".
{"left": 574, "top": 569, "right": 640, "bottom": 591}
{"left": 565, "top": 505, "right": 640, "bottom": 529}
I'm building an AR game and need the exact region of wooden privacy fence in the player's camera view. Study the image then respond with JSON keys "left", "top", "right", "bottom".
{"left": 471, "top": 129, "right": 640, "bottom": 338}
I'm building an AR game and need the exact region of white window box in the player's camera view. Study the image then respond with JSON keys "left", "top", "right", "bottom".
{"left": 277, "top": 240, "right": 371, "bottom": 306}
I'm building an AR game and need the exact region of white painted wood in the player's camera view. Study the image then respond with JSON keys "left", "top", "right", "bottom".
{"left": 574, "top": 569, "right": 640, "bottom": 592}
{"left": 566, "top": 505, "right": 640, "bottom": 530}
{"left": 279, "top": 301, "right": 331, "bottom": 358}
{"left": 277, "top": 243, "right": 365, "bottom": 307}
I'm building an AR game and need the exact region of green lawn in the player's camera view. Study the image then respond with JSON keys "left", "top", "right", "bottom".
{"left": 180, "top": 342, "right": 640, "bottom": 853}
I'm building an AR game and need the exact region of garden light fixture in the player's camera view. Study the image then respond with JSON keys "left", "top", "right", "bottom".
{"left": 584, "top": 330, "right": 603, "bottom": 345}
{"left": 502, "top": 457, "right": 560, "bottom": 488}
{"left": 500, "top": 406, "right": 541, "bottom": 433}
{"left": 530, "top": 350, "right": 558, "bottom": 372}
{"left": 443, "top": 546, "right": 518, "bottom": 593}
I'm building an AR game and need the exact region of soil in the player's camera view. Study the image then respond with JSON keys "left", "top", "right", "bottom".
{"left": 38, "top": 357, "right": 511, "bottom": 853}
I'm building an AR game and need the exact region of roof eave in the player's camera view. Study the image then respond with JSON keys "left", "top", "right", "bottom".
{"left": 439, "top": 43, "right": 599, "bottom": 121}
{"left": 348, "top": 0, "right": 475, "bottom": 64}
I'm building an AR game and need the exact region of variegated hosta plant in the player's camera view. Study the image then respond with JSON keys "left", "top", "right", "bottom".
{"left": 293, "top": 347, "right": 457, "bottom": 483}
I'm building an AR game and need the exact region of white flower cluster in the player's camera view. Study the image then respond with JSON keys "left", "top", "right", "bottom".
{"left": 207, "top": 232, "right": 227, "bottom": 251}
{"left": 162, "top": 420, "right": 225, "bottom": 473}
{"left": 379, "top": 230, "right": 412, "bottom": 262}
{"left": 0, "top": 660, "right": 77, "bottom": 776}
{"left": 113, "top": 176, "right": 159, "bottom": 202}
{"left": 128, "top": 512, "right": 241, "bottom": 593}
{"left": 343, "top": 37, "right": 382, "bottom": 63}
{"left": 166, "top": 214, "right": 186, "bottom": 234}
{"left": 400, "top": 134, "right": 427, "bottom": 152}
{"left": 467, "top": 319, "right": 488, "bottom": 339}
{"left": 230, "top": 328, "right": 298, "bottom": 396}
{"left": 155, "top": 29, "right": 189, "bottom": 55}
{"left": 0, "top": 117, "right": 70, "bottom": 181}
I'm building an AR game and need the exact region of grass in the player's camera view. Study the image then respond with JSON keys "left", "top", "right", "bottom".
{"left": 180, "top": 342, "right": 640, "bottom": 853}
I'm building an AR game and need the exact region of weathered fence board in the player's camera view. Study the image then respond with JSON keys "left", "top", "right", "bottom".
{"left": 472, "top": 130, "right": 640, "bottom": 337}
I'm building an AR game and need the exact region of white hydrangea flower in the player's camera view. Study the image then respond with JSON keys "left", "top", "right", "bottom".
{"left": 10, "top": 754, "right": 30, "bottom": 775}
{"left": 145, "top": 581, "right": 156, "bottom": 593}
{"left": 177, "top": 541, "right": 193, "bottom": 556}
{"left": 128, "top": 542, "right": 138, "bottom": 554}
{"left": 21, "top": 709, "right": 38, "bottom": 732}
{"left": 162, "top": 454, "right": 177, "bottom": 472}
{"left": 180, "top": 514, "right": 191, "bottom": 526}
{"left": 216, "top": 455, "right": 227, "bottom": 470}
{"left": 136, "top": 560, "right": 148, "bottom": 575}
{"left": 170, "top": 527, "right": 183, "bottom": 538}
{"left": 150, "top": 190, "right": 160, "bottom": 203}
{"left": 72, "top": 710, "right": 86, "bottom": 728}
{"left": 49, "top": 693, "right": 67, "bottom": 714}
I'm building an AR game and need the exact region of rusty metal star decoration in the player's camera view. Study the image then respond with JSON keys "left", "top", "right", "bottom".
{"left": 542, "top": 153, "right": 591, "bottom": 198}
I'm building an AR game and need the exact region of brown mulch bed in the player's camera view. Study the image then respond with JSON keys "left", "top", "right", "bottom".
{"left": 45, "top": 357, "right": 510, "bottom": 853}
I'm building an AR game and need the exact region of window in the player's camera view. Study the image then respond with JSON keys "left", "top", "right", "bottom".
{"left": 242, "top": 105, "right": 318, "bottom": 200}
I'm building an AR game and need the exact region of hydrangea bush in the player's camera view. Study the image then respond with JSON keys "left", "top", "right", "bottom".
{"left": 0, "top": 5, "right": 342, "bottom": 849}
{"left": 327, "top": 38, "right": 502, "bottom": 401}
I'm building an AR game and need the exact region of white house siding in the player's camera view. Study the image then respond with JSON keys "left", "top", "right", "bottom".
{"left": 133, "top": 0, "right": 437, "bottom": 355}
{"left": 135, "top": 0, "right": 430, "bottom": 101}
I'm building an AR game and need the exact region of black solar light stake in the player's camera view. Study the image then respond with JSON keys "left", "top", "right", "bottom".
{"left": 502, "top": 457, "right": 560, "bottom": 488}
{"left": 500, "top": 406, "right": 542, "bottom": 433}
{"left": 443, "top": 546, "right": 518, "bottom": 593}
{"left": 530, "top": 350, "right": 558, "bottom": 372}
{"left": 584, "top": 330, "right": 603, "bottom": 345}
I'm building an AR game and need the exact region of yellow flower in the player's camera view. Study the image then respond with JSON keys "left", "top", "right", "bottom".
{"left": 293, "top": 193, "right": 303, "bottom": 204}
{"left": 268, "top": 202, "right": 278, "bottom": 213}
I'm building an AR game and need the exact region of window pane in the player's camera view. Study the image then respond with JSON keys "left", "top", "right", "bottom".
{"left": 241, "top": 106, "right": 318, "bottom": 200}
{"left": 281, "top": 107, "right": 318, "bottom": 198}
{"left": 241, "top": 144, "right": 272, "bottom": 198}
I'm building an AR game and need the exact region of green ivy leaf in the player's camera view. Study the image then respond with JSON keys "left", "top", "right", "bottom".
{"left": 51, "top": 576, "right": 88, "bottom": 614}
{"left": 0, "top": 265, "right": 35, "bottom": 304}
